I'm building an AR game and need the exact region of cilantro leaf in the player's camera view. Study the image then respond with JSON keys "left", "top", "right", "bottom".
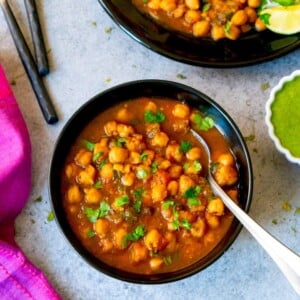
{"left": 84, "top": 201, "right": 110, "bottom": 222}
{"left": 259, "top": 13, "right": 271, "bottom": 25}
{"left": 99, "top": 201, "right": 110, "bottom": 217}
{"left": 162, "top": 199, "right": 175, "bottom": 210}
{"left": 151, "top": 162, "right": 159, "bottom": 173}
{"left": 93, "top": 151, "right": 103, "bottom": 162}
{"left": 47, "top": 211, "right": 55, "bottom": 222}
{"left": 181, "top": 219, "right": 192, "bottom": 230}
{"left": 183, "top": 185, "right": 202, "bottom": 199}
{"left": 94, "top": 180, "right": 103, "bottom": 189}
{"left": 115, "top": 137, "right": 126, "bottom": 147}
{"left": 144, "top": 109, "right": 166, "bottom": 123}
{"left": 136, "top": 168, "right": 148, "bottom": 179}
{"left": 140, "top": 152, "right": 148, "bottom": 161}
{"left": 87, "top": 230, "right": 96, "bottom": 238}
{"left": 179, "top": 141, "right": 193, "bottom": 153}
{"left": 192, "top": 113, "right": 214, "bottom": 131}
{"left": 122, "top": 225, "right": 146, "bottom": 247}
{"left": 114, "top": 195, "right": 129, "bottom": 207}
{"left": 83, "top": 140, "right": 95, "bottom": 151}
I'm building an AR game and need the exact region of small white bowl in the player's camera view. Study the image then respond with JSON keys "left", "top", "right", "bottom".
{"left": 265, "top": 70, "right": 300, "bottom": 165}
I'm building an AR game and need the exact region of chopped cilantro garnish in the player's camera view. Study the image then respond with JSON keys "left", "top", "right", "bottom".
{"left": 224, "top": 21, "right": 232, "bottom": 34}
{"left": 259, "top": 13, "right": 271, "bottom": 25}
{"left": 97, "top": 159, "right": 107, "bottom": 169}
{"left": 140, "top": 152, "right": 148, "bottom": 161}
{"left": 260, "top": 82, "right": 270, "bottom": 91}
{"left": 210, "top": 162, "right": 220, "bottom": 174}
{"left": 187, "top": 198, "right": 201, "bottom": 207}
{"left": 282, "top": 201, "right": 292, "bottom": 212}
{"left": 162, "top": 199, "right": 175, "bottom": 210}
{"left": 93, "top": 151, "right": 103, "bottom": 162}
{"left": 244, "top": 134, "right": 255, "bottom": 142}
{"left": 184, "top": 185, "right": 202, "bottom": 199}
{"left": 179, "top": 141, "right": 192, "bottom": 153}
{"left": 133, "top": 199, "right": 142, "bottom": 213}
{"left": 144, "top": 109, "right": 166, "bottom": 123}
{"left": 34, "top": 195, "right": 43, "bottom": 202}
{"left": 47, "top": 211, "right": 55, "bottom": 222}
{"left": 176, "top": 73, "right": 187, "bottom": 79}
{"left": 272, "top": 219, "right": 278, "bottom": 225}
{"left": 115, "top": 195, "right": 129, "bottom": 207}
{"left": 181, "top": 219, "right": 192, "bottom": 230}
{"left": 94, "top": 180, "right": 103, "bottom": 189}
{"left": 84, "top": 201, "right": 110, "bottom": 222}
{"left": 136, "top": 168, "right": 148, "bottom": 179}
{"left": 115, "top": 137, "right": 126, "bottom": 147}
{"left": 87, "top": 230, "right": 96, "bottom": 238}
{"left": 295, "top": 208, "right": 300, "bottom": 214}
{"left": 202, "top": 3, "right": 211, "bottom": 11}
{"left": 83, "top": 140, "right": 95, "bottom": 151}
{"left": 193, "top": 160, "right": 202, "bottom": 172}
{"left": 192, "top": 113, "right": 214, "bottom": 131}
{"left": 122, "top": 225, "right": 146, "bottom": 248}
{"left": 163, "top": 255, "right": 172, "bottom": 265}
{"left": 151, "top": 161, "right": 159, "bottom": 173}
{"left": 132, "top": 188, "right": 144, "bottom": 201}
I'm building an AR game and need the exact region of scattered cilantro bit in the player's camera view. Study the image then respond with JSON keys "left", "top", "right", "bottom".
{"left": 224, "top": 21, "right": 232, "bottom": 34}
{"left": 181, "top": 219, "right": 192, "bottom": 230}
{"left": 34, "top": 195, "right": 43, "bottom": 202}
{"left": 187, "top": 198, "right": 201, "bottom": 207}
{"left": 115, "top": 195, "right": 129, "bottom": 207}
{"left": 94, "top": 180, "right": 103, "bottom": 189}
{"left": 87, "top": 230, "right": 96, "bottom": 238}
{"left": 144, "top": 109, "right": 166, "bottom": 123}
{"left": 140, "top": 152, "right": 148, "bottom": 161}
{"left": 244, "top": 134, "right": 255, "bottom": 142}
{"left": 137, "top": 168, "right": 148, "bottom": 179}
{"left": 84, "top": 201, "right": 110, "bottom": 222}
{"left": 193, "top": 160, "right": 202, "bottom": 172}
{"left": 47, "top": 211, "right": 55, "bottom": 222}
{"left": 83, "top": 140, "right": 95, "bottom": 151}
{"left": 123, "top": 225, "right": 146, "bottom": 248}
{"left": 210, "top": 162, "right": 220, "bottom": 174}
{"left": 104, "top": 27, "right": 112, "bottom": 33}
{"left": 132, "top": 188, "right": 144, "bottom": 201}
{"left": 260, "top": 82, "right": 270, "bottom": 91}
{"left": 183, "top": 162, "right": 189, "bottom": 171}
{"left": 282, "top": 201, "right": 292, "bottom": 212}
{"left": 91, "top": 21, "right": 97, "bottom": 27}
{"left": 162, "top": 200, "right": 175, "bottom": 210}
{"left": 179, "top": 141, "right": 192, "bottom": 153}
{"left": 259, "top": 13, "right": 270, "bottom": 25}
{"left": 97, "top": 159, "right": 107, "bottom": 169}
{"left": 105, "top": 77, "right": 111, "bottom": 83}
{"left": 176, "top": 73, "right": 187, "bottom": 79}
{"left": 143, "top": 0, "right": 149, "bottom": 3}
{"left": 115, "top": 137, "right": 126, "bottom": 147}
{"left": 192, "top": 113, "right": 214, "bottom": 131}
{"left": 184, "top": 185, "right": 202, "bottom": 199}
{"left": 202, "top": 3, "right": 211, "bottom": 12}
{"left": 133, "top": 199, "right": 142, "bottom": 214}
{"left": 93, "top": 151, "right": 103, "bottom": 162}
{"left": 295, "top": 208, "right": 300, "bottom": 214}
{"left": 151, "top": 161, "right": 159, "bottom": 173}
{"left": 272, "top": 219, "right": 278, "bottom": 225}
{"left": 163, "top": 255, "right": 172, "bottom": 265}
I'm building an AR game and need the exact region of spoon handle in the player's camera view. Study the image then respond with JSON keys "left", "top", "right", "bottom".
{"left": 209, "top": 175, "right": 300, "bottom": 294}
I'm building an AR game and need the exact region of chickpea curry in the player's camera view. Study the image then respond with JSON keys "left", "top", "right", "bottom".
{"left": 132, "top": 0, "right": 267, "bottom": 41}
{"left": 62, "top": 98, "right": 240, "bottom": 274}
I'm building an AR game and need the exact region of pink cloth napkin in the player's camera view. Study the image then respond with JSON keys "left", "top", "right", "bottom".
{"left": 0, "top": 65, "right": 61, "bottom": 299}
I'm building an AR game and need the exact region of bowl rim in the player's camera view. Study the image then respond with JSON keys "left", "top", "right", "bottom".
{"left": 265, "top": 70, "right": 300, "bottom": 165}
{"left": 49, "top": 79, "right": 253, "bottom": 283}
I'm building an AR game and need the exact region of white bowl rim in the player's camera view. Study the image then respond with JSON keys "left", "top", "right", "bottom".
{"left": 265, "top": 69, "right": 300, "bottom": 165}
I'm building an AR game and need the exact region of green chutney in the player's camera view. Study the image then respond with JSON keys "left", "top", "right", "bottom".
{"left": 271, "top": 75, "right": 300, "bottom": 157}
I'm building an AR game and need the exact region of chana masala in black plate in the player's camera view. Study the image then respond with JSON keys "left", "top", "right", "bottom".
{"left": 50, "top": 81, "right": 253, "bottom": 283}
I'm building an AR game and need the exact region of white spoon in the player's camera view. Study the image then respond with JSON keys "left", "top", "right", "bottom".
{"left": 192, "top": 130, "right": 300, "bottom": 295}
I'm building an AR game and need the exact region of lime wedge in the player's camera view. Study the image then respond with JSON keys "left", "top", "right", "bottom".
{"left": 259, "top": 4, "right": 300, "bottom": 34}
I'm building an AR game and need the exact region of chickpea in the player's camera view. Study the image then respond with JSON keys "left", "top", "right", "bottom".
{"left": 136, "top": 165, "right": 151, "bottom": 180}
{"left": 65, "top": 163, "right": 79, "bottom": 180}
{"left": 168, "top": 165, "right": 182, "bottom": 179}
{"left": 75, "top": 149, "right": 92, "bottom": 167}
{"left": 160, "top": 0, "right": 177, "bottom": 12}
{"left": 84, "top": 188, "right": 102, "bottom": 204}
{"left": 172, "top": 119, "right": 189, "bottom": 133}
{"left": 211, "top": 24, "right": 226, "bottom": 41}
{"left": 244, "top": 7, "right": 257, "bottom": 23}
{"left": 130, "top": 242, "right": 148, "bottom": 264}
{"left": 147, "top": 0, "right": 160, "bottom": 10}
{"left": 101, "top": 238, "right": 114, "bottom": 253}
{"left": 248, "top": 0, "right": 261, "bottom": 8}
{"left": 129, "top": 151, "right": 141, "bottom": 164}
{"left": 184, "top": 161, "right": 202, "bottom": 175}
{"left": 108, "top": 147, "right": 128, "bottom": 163}
{"left": 141, "top": 149, "right": 155, "bottom": 166}
{"left": 207, "top": 198, "right": 224, "bottom": 216}
{"left": 94, "top": 218, "right": 110, "bottom": 237}
{"left": 152, "top": 183, "right": 168, "bottom": 202}
{"left": 77, "top": 165, "right": 96, "bottom": 185}
{"left": 121, "top": 172, "right": 135, "bottom": 186}
{"left": 117, "top": 124, "right": 134, "bottom": 137}
{"left": 205, "top": 213, "right": 220, "bottom": 228}
{"left": 186, "top": 147, "right": 201, "bottom": 160}
{"left": 145, "top": 101, "right": 157, "bottom": 112}
{"left": 193, "top": 20, "right": 210, "bottom": 37}
{"left": 93, "top": 142, "right": 109, "bottom": 161}
{"left": 151, "top": 132, "right": 169, "bottom": 147}
{"left": 179, "top": 175, "right": 195, "bottom": 195}
{"left": 172, "top": 103, "right": 190, "bottom": 119}
{"left": 185, "top": 0, "right": 200, "bottom": 10}
{"left": 184, "top": 10, "right": 202, "bottom": 24}
{"left": 167, "top": 180, "right": 179, "bottom": 196}
{"left": 100, "top": 163, "right": 114, "bottom": 180}
{"left": 231, "top": 10, "right": 248, "bottom": 26}
{"left": 67, "top": 185, "right": 82, "bottom": 203}
{"left": 172, "top": 4, "right": 186, "bottom": 18}
{"left": 191, "top": 218, "right": 206, "bottom": 238}
{"left": 225, "top": 24, "right": 241, "bottom": 40}
{"left": 144, "top": 229, "right": 165, "bottom": 252}
{"left": 159, "top": 159, "right": 171, "bottom": 170}
{"left": 255, "top": 18, "right": 267, "bottom": 31}
{"left": 164, "top": 231, "right": 177, "bottom": 252}
{"left": 217, "top": 153, "right": 235, "bottom": 166}
{"left": 214, "top": 164, "right": 238, "bottom": 186}
{"left": 126, "top": 134, "right": 145, "bottom": 152}
{"left": 204, "top": 231, "right": 216, "bottom": 245}
{"left": 104, "top": 121, "right": 118, "bottom": 136}
{"left": 116, "top": 107, "right": 133, "bottom": 123}
{"left": 165, "top": 143, "right": 183, "bottom": 162}
{"left": 145, "top": 123, "right": 160, "bottom": 138}
{"left": 149, "top": 257, "right": 164, "bottom": 271}
{"left": 114, "top": 227, "right": 128, "bottom": 249}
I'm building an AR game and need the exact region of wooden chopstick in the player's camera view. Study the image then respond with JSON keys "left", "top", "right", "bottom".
{"left": 0, "top": 0, "right": 58, "bottom": 124}
{"left": 24, "top": 0, "right": 49, "bottom": 76}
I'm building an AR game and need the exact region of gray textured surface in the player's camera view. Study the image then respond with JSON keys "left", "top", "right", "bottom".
{"left": 0, "top": 0, "right": 300, "bottom": 299}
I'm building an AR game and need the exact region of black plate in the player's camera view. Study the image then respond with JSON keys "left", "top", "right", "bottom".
{"left": 98, "top": 0, "right": 300, "bottom": 68}
{"left": 49, "top": 80, "right": 253, "bottom": 283}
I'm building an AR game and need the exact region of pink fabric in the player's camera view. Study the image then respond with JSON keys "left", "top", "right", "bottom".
{"left": 0, "top": 65, "right": 61, "bottom": 299}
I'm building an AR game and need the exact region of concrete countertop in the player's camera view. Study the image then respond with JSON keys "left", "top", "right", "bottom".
{"left": 0, "top": 0, "right": 299, "bottom": 299}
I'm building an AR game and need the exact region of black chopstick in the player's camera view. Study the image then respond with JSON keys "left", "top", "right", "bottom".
{"left": 0, "top": 0, "right": 58, "bottom": 124}
{"left": 24, "top": 0, "right": 49, "bottom": 76}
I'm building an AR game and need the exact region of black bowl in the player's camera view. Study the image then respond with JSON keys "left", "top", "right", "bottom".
{"left": 98, "top": 0, "right": 300, "bottom": 68}
{"left": 49, "top": 80, "right": 253, "bottom": 283}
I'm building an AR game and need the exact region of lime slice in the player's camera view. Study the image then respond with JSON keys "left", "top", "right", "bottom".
{"left": 260, "top": 4, "right": 300, "bottom": 34}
